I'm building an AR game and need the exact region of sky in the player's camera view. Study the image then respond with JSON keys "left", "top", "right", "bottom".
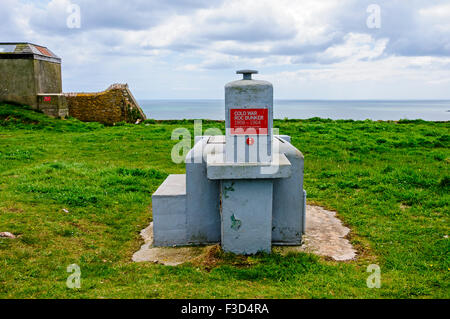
{"left": 1, "top": 0, "right": 450, "bottom": 99}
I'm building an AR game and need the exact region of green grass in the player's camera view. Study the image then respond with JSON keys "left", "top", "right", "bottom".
{"left": 0, "top": 103, "right": 448, "bottom": 298}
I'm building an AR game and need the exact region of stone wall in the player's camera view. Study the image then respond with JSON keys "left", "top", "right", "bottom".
{"left": 65, "top": 84, "right": 146, "bottom": 125}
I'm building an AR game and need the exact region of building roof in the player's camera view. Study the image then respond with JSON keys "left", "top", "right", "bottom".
{"left": 0, "top": 43, "right": 61, "bottom": 63}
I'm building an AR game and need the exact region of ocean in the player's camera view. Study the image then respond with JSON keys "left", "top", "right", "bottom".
{"left": 138, "top": 99, "right": 450, "bottom": 121}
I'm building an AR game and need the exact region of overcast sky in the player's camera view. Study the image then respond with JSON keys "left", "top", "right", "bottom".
{"left": 1, "top": 0, "right": 450, "bottom": 99}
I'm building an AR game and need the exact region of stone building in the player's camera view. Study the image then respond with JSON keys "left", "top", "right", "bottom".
{"left": 0, "top": 42, "right": 68, "bottom": 117}
{"left": 0, "top": 42, "right": 146, "bottom": 124}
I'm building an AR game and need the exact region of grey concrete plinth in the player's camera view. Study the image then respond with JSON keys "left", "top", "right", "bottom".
{"left": 220, "top": 180, "right": 273, "bottom": 254}
{"left": 150, "top": 67, "right": 306, "bottom": 254}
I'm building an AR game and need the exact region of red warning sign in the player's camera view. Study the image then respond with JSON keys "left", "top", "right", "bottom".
{"left": 43, "top": 96, "right": 51, "bottom": 102}
{"left": 230, "top": 108, "right": 268, "bottom": 135}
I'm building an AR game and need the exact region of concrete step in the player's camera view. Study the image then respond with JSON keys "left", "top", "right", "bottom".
{"left": 152, "top": 174, "right": 188, "bottom": 246}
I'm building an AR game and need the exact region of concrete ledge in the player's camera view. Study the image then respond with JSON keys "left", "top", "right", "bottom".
{"left": 206, "top": 153, "right": 292, "bottom": 180}
{"left": 152, "top": 174, "right": 186, "bottom": 197}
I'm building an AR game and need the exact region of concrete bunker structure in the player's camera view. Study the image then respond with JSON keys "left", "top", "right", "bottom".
{"left": 152, "top": 70, "right": 306, "bottom": 254}
{"left": 0, "top": 42, "right": 68, "bottom": 117}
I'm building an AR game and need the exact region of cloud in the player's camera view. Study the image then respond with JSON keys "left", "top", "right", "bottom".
{"left": 28, "top": 0, "right": 225, "bottom": 33}
{"left": 0, "top": 0, "right": 449, "bottom": 98}
{"left": 13, "top": 0, "right": 450, "bottom": 60}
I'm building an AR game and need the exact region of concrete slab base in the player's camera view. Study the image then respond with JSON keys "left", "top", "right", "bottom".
{"left": 132, "top": 205, "right": 357, "bottom": 265}
{"left": 132, "top": 223, "right": 207, "bottom": 266}
{"left": 273, "top": 205, "right": 357, "bottom": 261}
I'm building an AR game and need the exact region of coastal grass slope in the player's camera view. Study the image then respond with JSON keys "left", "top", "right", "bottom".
{"left": 0, "top": 103, "right": 448, "bottom": 298}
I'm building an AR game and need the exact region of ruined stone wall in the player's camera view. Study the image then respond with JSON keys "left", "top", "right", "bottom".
{"left": 65, "top": 84, "right": 146, "bottom": 125}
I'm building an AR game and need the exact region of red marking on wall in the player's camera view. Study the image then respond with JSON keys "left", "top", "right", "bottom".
{"left": 246, "top": 137, "right": 255, "bottom": 145}
{"left": 230, "top": 108, "right": 268, "bottom": 135}
{"left": 43, "top": 96, "right": 51, "bottom": 102}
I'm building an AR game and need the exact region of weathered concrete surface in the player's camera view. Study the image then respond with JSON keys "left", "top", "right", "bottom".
{"left": 0, "top": 58, "right": 37, "bottom": 108}
{"left": 275, "top": 205, "right": 357, "bottom": 261}
{"left": 33, "top": 58, "right": 62, "bottom": 94}
{"left": 220, "top": 180, "right": 273, "bottom": 254}
{"left": 37, "top": 93, "right": 68, "bottom": 118}
{"left": 133, "top": 205, "right": 356, "bottom": 265}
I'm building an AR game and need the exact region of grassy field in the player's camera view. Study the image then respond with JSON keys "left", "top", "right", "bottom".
{"left": 0, "top": 103, "right": 448, "bottom": 299}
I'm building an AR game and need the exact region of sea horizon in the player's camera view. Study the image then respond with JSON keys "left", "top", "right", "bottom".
{"left": 137, "top": 99, "right": 450, "bottom": 121}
